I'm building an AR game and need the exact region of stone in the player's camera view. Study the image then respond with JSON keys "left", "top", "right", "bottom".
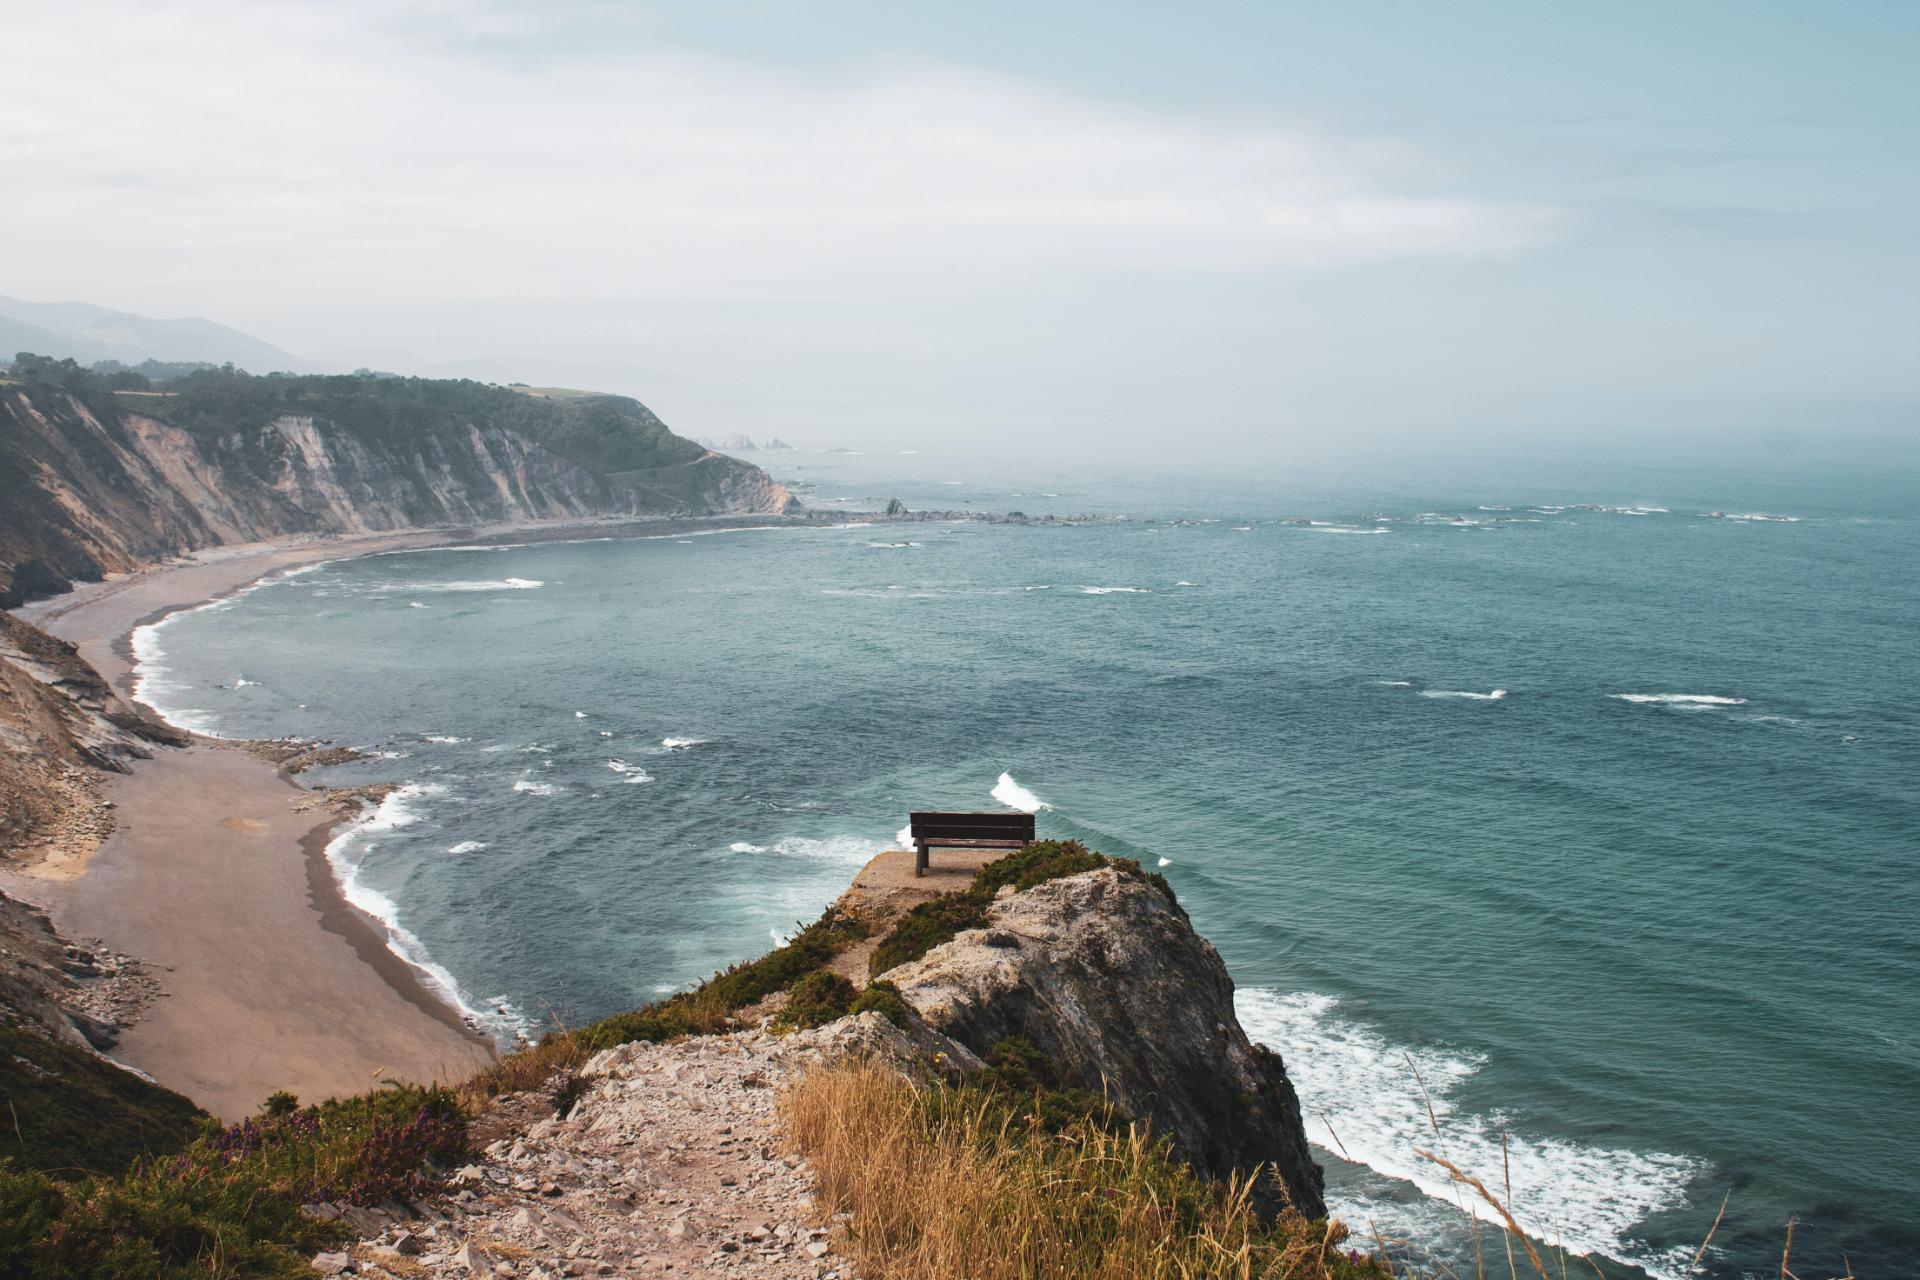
{"left": 341, "top": 1206, "right": 389, "bottom": 1237}
{"left": 391, "top": 1231, "right": 423, "bottom": 1256}
{"left": 311, "top": 1251, "right": 352, "bottom": 1275}
{"left": 806, "top": 1240, "right": 832, "bottom": 1258}
{"left": 455, "top": 1241, "right": 491, "bottom": 1273}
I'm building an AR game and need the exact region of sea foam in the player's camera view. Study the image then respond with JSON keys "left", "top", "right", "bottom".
{"left": 326, "top": 784, "right": 531, "bottom": 1045}
{"left": 991, "top": 771, "right": 1050, "bottom": 813}
{"left": 734, "top": 835, "right": 885, "bottom": 865}
{"left": 128, "top": 588, "right": 279, "bottom": 736}
{"left": 373, "top": 577, "right": 544, "bottom": 594}
{"left": 1236, "top": 989, "right": 1699, "bottom": 1279}
{"left": 1419, "top": 689, "right": 1508, "bottom": 701}
{"left": 1613, "top": 694, "right": 1747, "bottom": 706}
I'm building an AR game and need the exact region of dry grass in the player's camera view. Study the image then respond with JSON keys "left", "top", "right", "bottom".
{"left": 780, "top": 1059, "right": 1381, "bottom": 1280}
{"left": 457, "top": 1033, "right": 590, "bottom": 1110}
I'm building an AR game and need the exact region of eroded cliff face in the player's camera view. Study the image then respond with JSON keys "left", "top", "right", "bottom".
{"left": 878, "top": 866, "right": 1327, "bottom": 1219}
{"left": 0, "top": 378, "right": 800, "bottom": 604}
{"left": 0, "top": 613, "right": 184, "bottom": 865}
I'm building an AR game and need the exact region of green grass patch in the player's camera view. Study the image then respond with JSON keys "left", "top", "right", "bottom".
{"left": 0, "top": 1022, "right": 212, "bottom": 1179}
{"left": 971, "top": 839, "right": 1106, "bottom": 895}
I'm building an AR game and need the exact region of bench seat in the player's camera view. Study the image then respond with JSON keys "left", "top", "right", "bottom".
{"left": 909, "top": 810, "right": 1036, "bottom": 877}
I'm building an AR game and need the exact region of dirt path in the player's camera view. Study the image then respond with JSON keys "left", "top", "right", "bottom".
{"left": 337, "top": 1032, "right": 854, "bottom": 1280}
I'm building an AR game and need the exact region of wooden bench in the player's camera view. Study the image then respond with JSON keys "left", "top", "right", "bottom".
{"left": 909, "top": 810, "right": 1036, "bottom": 878}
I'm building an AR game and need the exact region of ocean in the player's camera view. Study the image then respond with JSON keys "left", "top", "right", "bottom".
{"left": 131, "top": 448, "right": 1920, "bottom": 1278}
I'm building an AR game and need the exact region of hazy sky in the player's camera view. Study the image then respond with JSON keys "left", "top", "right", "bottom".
{"left": 4, "top": 0, "right": 1916, "bottom": 460}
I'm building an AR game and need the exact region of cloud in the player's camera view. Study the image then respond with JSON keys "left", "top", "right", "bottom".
{"left": 0, "top": 0, "right": 1563, "bottom": 311}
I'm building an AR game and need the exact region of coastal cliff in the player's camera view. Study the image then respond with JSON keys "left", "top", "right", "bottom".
{"left": 878, "top": 865, "right": 1325, "bottom": 1217}
{"left": 272, "top": 849, "right": 1338, "bottom": 1278}
{"left": 0, "top": 357, "right": 800, "bottom": 606}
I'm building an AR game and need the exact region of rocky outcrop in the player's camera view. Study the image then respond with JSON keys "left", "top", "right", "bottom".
{"left": 0, "top": 367, "right": 800, "bottom": 604}
{"left": 0, "top": 612, "right": 184, "bottom": 866}
{"left": 878, "top": 867, "right": 1326, "bottom": 1218}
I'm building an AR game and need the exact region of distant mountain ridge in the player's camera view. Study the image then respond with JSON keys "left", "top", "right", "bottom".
{"left": 0, "top": 358, "right": 800, "bottom": 606}
{"left": 0, "top": 294, "right": 321, "bottom": 373}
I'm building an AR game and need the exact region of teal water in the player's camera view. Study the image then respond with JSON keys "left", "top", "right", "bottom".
{"left": 135, "top": 453, "right": 1920, "bottom": 1278}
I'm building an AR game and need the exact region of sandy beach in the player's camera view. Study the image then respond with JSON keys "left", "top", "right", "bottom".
{"left": 8, "top": 529, "right": 512, "bottom": 1119}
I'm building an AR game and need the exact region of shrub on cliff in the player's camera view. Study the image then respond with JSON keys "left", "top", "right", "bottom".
{"left": 772, "top": 971, "right": 859, "bottom": 1030}
{"left": 0, "top": 1083, "right": 465, "bottom": 1279}
{"left": 0, "top": 1022, "right": 212, "bottom": 1179}
{"left": 466, "top": 901, "right": 873, "bottom": 1105}
{"left": 972, "top": 839, "right": 1106, "bottom": 895}
{"left": 849, "top": 979, "right": 911, "bottom": 1028}
{"left": 868, "top": 892, "right": 993, "bottom": 977}
{"left": 871, "top": 840, "right": 1179, "bottom": 978}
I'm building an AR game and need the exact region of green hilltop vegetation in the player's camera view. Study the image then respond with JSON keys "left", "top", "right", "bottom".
{"left": 7, "top": 353, "right": 710, "bottom": 482}
{"left": 0, "top": 354, "right": 795, "bottom": 605}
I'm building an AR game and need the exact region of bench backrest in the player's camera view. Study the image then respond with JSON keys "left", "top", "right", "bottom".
{"left": 909, "top": 810, "right": 1036, "bottom": 847}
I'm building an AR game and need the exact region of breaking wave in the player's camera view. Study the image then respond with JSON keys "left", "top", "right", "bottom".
{"left": 732, "top": 835, "right": 885, "bottom": 865}
{"left": 1236, "top": 989, "right": 1700, "bottom": 1279}
{"left": 1613, "top": 694, "right": 1747, "bottom": 706}
{"left": 1420, "top": 689, "right": 1508, "bottom": 701}
{"left": 991, "top": 771, "right": 1050, "bottom": 813}
{"left": 371, "top": 578, "right": 544, "bottom": 594}
{"left": 326, "top": 785, "right": 530, "bottom": 1045}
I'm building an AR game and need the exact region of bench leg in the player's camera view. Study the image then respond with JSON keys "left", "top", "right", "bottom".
{"left": 915, "top": 842, "right": 928, "bottom": 877}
